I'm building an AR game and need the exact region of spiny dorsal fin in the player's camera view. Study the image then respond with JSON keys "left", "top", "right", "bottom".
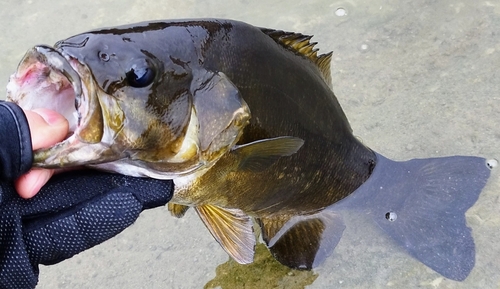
{"left": 261, "top": 28, "right": 333, "bottom": 88}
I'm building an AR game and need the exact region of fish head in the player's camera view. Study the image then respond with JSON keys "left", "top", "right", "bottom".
{"left": 6, "top": 24, "right": 250, "bottom": 178}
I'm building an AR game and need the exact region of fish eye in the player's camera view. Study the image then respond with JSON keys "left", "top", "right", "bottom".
{"left": 126, "top": 63, "right": 156, "bottom": 88}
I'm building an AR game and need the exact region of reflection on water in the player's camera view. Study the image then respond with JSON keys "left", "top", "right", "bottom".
{"left": 205, "top": 243, "right": 318, "bottom": 289}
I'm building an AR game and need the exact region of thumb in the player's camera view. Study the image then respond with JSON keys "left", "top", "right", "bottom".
{"left": 15, "top": 109, "right": 69, "bottom": 199}
{"left": 24, "top": 109, "right": 69, "bottom": 150}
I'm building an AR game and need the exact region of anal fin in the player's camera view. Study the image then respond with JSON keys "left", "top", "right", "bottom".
{"left": 196, "top": 205, "right": 255, "bottom": 264}
{"left": 258, "top": 210, "right": 345, "bottom": 269}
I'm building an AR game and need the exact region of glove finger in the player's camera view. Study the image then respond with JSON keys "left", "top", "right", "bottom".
{"left": 20, "top": 170, "right": 173, "bottom": 216}
{"left": 23, "top": 187, "right": 143, "bottom": 265}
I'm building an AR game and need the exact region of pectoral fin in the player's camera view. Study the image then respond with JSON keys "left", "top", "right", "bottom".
{"left": 233, "top": 137, "right": 304, "bottom": 172}
{"left": 168, "top": 203, "right": 190, "bottom": 218}
{"left": 258, "top": 209, "right": 345, "bottom": 269}
{"left": 196, "top": 205, "right": 256, "bottom": 264}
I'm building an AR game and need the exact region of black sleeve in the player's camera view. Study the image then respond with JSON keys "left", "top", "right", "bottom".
{"left": 0, "top": 101, "right": 33, "bottom": 181}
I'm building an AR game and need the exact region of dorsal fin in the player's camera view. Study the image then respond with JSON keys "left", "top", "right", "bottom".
{"left": 261, "top": 28, "right": 333, "bottom": 88}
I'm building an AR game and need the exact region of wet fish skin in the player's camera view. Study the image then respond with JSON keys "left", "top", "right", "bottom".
{"left": 14, "top": 19, "right": 375, "bottom": 212}
{"left": 6, "top": 19, "right": 492, "bottom": 281}
{"left": 8, "top": 20, "right": 252, "bottom": 178}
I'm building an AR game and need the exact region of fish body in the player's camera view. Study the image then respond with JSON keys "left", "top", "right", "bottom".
{"left": 6, "top": 19, "right": 491, "bottom": 281}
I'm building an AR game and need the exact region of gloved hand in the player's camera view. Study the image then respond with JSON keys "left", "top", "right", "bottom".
{"left": 0, "top": 101, "right": 174, "bottom": 288}
{"left": 0, "top": 170, "right": 173, "bottom": 289}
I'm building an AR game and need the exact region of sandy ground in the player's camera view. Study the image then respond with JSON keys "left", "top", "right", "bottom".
{"left": 1, "top": 0, "right": 499, "bottom": 288}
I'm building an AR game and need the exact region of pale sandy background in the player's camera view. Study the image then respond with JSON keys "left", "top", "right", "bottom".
{"left": 1, "top": 0, "right": 499, "bottom": 288}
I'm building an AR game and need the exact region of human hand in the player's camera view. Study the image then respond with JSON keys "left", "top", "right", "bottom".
{"left": 15, "top": 109, "right": 69, "bottom": 198}
{"left": 0, "top": 102, "right": 174, "bottom": 288}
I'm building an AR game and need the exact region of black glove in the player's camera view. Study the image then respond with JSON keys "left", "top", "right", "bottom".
{"left": 0, "top": 170, "right": 173, "bottom": 289}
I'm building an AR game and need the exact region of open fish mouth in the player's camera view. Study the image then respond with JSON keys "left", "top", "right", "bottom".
{"left": 6, "top": 45, "right": 113, "bottom": 167}
{"left": 7, "top": 46, "right": 83, "bottom": 133}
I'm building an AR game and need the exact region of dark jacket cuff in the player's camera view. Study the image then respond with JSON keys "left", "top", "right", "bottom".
{"left": 0, "top": 101, "right": 33, "bottom": 181}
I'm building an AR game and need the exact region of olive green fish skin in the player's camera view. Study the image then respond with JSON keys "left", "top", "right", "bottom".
{"left": 55, "top": 23, "right": 199, "bottom": 161}
{"left": 35, "top": 20, "right": 250, "bottom": 175}
{"left": 172, "top": 20, "right": 376, "bottom": 214}
{"left": 54, "top": 19, "right": 376, "bottom": 215}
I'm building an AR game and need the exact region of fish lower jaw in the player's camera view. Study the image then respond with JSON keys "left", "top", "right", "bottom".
{"left": 33, "top": 135, "right": 109, "bottom": 168}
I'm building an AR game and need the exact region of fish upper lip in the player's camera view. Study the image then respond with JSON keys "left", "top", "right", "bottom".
{"left": 33, "top": 45, "right": 84, "bottom": 113}
{"left": 36, "top": 46, "right": 82, "bottom": 96}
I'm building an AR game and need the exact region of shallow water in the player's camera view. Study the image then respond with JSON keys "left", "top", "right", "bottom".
{"left": 1, "top": 0, "right": 499, "bottom": 288}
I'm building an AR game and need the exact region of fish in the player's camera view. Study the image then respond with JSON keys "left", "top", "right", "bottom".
{"left": 6, "top": 19, "right": 492, "bottom": 281}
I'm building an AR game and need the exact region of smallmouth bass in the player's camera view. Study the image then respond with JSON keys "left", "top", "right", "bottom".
{"left": 6, "top": 19, "right": 492, "bottom": 281}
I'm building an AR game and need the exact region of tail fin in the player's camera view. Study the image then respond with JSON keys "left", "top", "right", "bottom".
{"left": 338, "top": 152, "right": 491, "bottom": 281}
